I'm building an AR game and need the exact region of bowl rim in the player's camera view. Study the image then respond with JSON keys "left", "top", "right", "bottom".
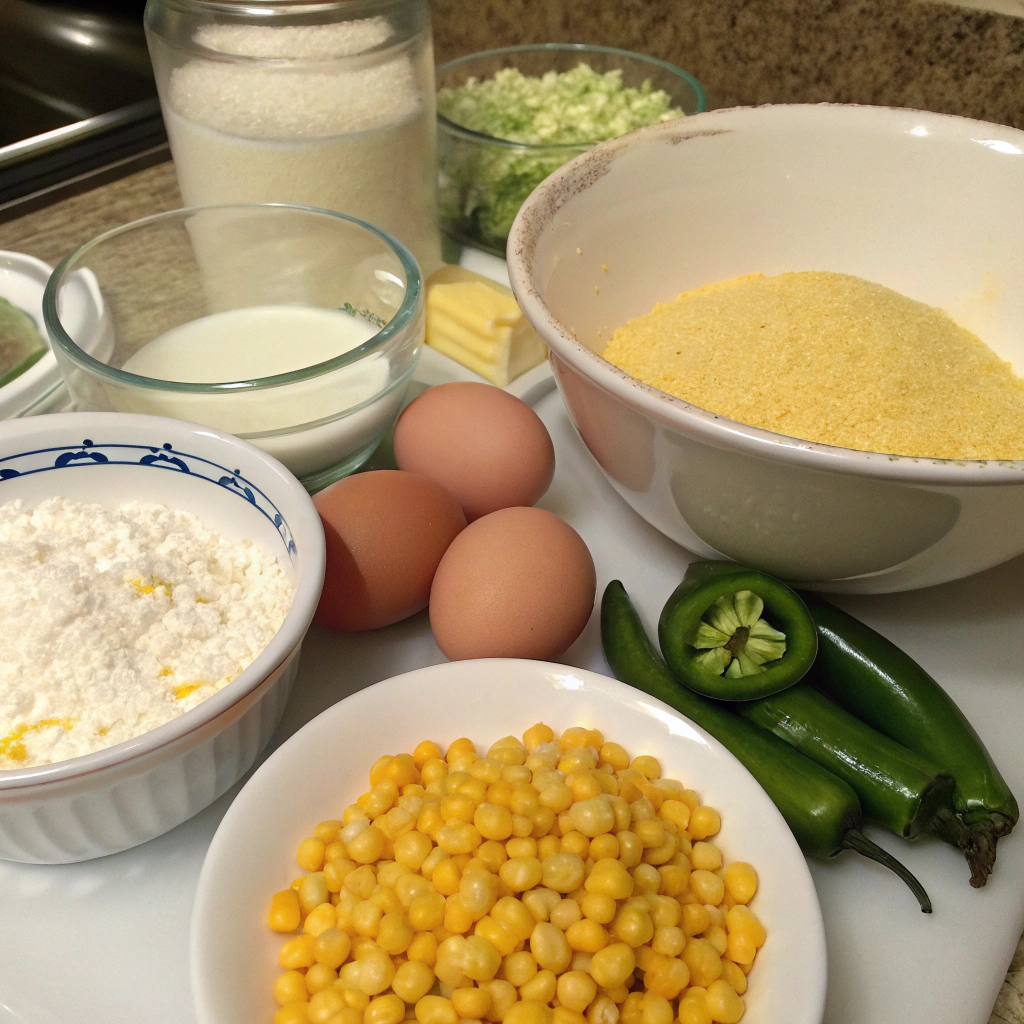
{"left": 436, "top": 43, "right": 707, "bottom": 149}
{"left": 507, "top": 102, "right": 1024, "bottom": 485}
{"left": 190, "top": 657, "right": 827, "bottom": 1024}
{"left": 42, "top": 204, "right": 422, "bottom": 395}
{"left": 0, "top": 410, "right": 326, "bottom": 791}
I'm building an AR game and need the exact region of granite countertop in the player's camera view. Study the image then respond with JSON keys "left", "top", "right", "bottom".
{"left": 431, "top": 0, "right": 1024, "bottom": 129}
{"left": 1, "top": 0, "right": 1023, "bottom": 1016}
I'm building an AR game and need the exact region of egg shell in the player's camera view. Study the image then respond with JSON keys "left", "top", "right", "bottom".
{"left": 314, "top": 470, "right": 467, "bottom": 632}
{"left": 393, "top": 381, "right": 555, "bottom": 522}
{"left": 429, "top": 505, "right": 596, "bottom": 661}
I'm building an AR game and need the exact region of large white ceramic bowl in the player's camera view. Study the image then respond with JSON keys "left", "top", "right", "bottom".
{"left": 191, "top": 659, "right": 827, "bottom": 1024}
{"left": 507, "top": 104, "right": 1024, "bottom": 593}
{"left": 0, "top": 412, "right": 325, "bottom": 862}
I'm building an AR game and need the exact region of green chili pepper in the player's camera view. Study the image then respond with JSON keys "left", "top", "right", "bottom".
{"left": 737, "top": 683, "right": 995, "bottom": 886}
{"left": 658, "top": 561, "right": 818, "bottom": 701}
{"left": 601, "top": 580, "right": 932, "bottom": 912}
{"left": 800, "top": 591, "right": 1018, "bottom": 857}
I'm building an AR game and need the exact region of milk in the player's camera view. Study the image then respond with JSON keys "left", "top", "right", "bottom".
{"left": 115, "top": 306, "right": 404, "bottom": 480}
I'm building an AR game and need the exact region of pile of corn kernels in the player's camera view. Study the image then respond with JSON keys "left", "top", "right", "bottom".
{"left": 267, "top": 724, "right": 766, "bottom": 1024}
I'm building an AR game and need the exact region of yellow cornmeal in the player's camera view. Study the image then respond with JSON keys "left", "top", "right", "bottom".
{"left": 601, "top": 271, "right": 1024, "bottom": 460}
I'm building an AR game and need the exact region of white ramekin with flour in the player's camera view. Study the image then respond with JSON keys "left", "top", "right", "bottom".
{"left": 0, "top": 412, "right": 325, "bottom": 863}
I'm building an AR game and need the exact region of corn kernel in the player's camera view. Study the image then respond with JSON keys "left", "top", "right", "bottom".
{"left": 378, "top": 913, "right": 414, "bottom": 954}
{"left": 505, "top": 1001, "right": 554, "bottom": 1024}
{"left": 580, "top": 892, "right": 616, "bottom": 925}
{"left": 503, "top": 949, "right": 539, "bottom": 986}
{"left": 306, "top": 963, "right": 339, "bottom": 995}
{"left": 416, "top": 995, "right": 459, "bottom": 1024}
{"left": 476, "top": 915, "right": 519, "bottom": 957}
{"left": 414, "top": 740, "right": 442, "bottom": 767}
{"left": 305, "top": 903, "right": 338, "bottom": 938}
{"left": 492, "top": 896, "right": 537, "bottom": 941}
{"left": 682, "top": 903, "right": 712, "bottom": 937}
{"left": 521, "top": 888, "right": 561, "bottom": 923}
{"left": 640, "top": 992, "right": 672, "bottom": 1024}
{"left": 588, "top": 943, "right": 635, "bottom": 989}
{"left": 585, "top": 995, "right": 618, "bottom": 1024}
{"left": 690, "top": 870, "right": 726, "bottom": 907}
{"left": 500, "top": 857, "right": 544, "bottom": 893}
{"left": 705, "top": 980, "right": 745, "bottom": 1024}
{"left": 274, "top": 970, "right": 308, "bottom": 1006}
{"left": 720, "top": 959, "right": 748, "bottom": 996}
{"left": 481, "top": 980, "right": 517, "bottom": 1022}
{"left": 706, "top": 925, "right": 728, "bottom": 956}
{"left": 445, "top": 895, "right": 477, "bottom": 934}
{"left": 452, "top": 986, "right": 493, "bottom": 1019}
{"left": 530, "top": 922, "right": 572, "bottom": 973}
{"left": 344, "top": 990, "right": 371, "bottom": 1012}
{"left": 567, "top": 798, "right": 615, "bottom": 838}
{"left": 280, "top": 935, "right": 317, "bottom": 970}
{"left": 688, "top": 807, "right": 721, "bottom": 841}
{"left": 403, "top": 937, "right": 434, "bottom": 967}
{"left": 644, "top": 954, "right": 689, "bottom": 1000}
{"left": 270, "top": 889, "right": 302, "bottom": 933}
{"left": 682, "top": 938, "right": 723, "bottom": 987}
{"left": 584, "top": 859, "right": 633, "bottom": 900}
{"left": 549, "top": 899, "right": 583, "bottom": 931}
{"left": 564, "top": 919, "right": 609, "bottom": 953}
{"left": 520, "top": 967, "right": 557, "bottom": 1003}
{"left": 555, "top": 971, "right": 596, "bottom": 1013}
{"left": 611, "top": 905, "right": 653, "bottom": 948}
{"left": 725, "top": 905, "right": 766, "bottom": 966}
{"left": 275, "top": 1004, "right": 310, "bottom": 1024}
{"left": 392, "top": 960, "right": 436, "bottom": 1003}
{"left": 723, "top": 863, "right": 757, "bottom": 905}
{"left": 616, "top": 833, "right": 642, "bottom": 869}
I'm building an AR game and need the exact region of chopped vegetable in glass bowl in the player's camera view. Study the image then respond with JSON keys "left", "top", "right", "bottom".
{"left": 436, "top": 45, "right": 705, "bottom": 256}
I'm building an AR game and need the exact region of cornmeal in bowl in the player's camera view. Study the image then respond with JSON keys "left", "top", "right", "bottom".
{"left": 601, "top": 271, "right": 1024, "bottom": 460}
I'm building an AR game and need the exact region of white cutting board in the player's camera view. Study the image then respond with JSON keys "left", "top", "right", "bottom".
{"left": 1, "top": 382, "right": 1022, "bottom": 1024}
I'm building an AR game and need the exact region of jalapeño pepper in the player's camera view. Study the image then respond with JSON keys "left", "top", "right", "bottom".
{"left": 658, "top": 561, "right": 818, "bottom": 701}
{"left": 800, "top": 591, "right": 1019, "bottom": 849}
{"left": 601, "top": 580, "right": 933, "bottom": 912}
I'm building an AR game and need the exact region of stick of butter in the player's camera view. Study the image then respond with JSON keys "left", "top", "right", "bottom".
{"left": 425, "top": 265, "right": 548, "bottom": 387}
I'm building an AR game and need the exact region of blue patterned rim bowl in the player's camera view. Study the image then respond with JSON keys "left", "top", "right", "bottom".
{"left": 0, "top": 411, "right": 326, "bottom": 861}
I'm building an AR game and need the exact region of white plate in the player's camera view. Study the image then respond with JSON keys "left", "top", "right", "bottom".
{"left": 0, "top": 250, "right": 111, "bottom": 419}
{"left": 1, "top": 369, "right": 1023, "bottom": 1024}
{"left": 191, "top": 659, "right": 825, "bottom": 1024}
{"left": 0, "top": 250, "right": 65, "bottom": 419}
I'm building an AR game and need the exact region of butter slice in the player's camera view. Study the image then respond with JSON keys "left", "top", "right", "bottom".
{"left": 425, "top": 265, "right": 547, "bottom": 387}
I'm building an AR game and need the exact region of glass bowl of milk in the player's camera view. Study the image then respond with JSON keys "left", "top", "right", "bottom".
{"left": 42, "top": 204, "right": 424, "bottom": 491}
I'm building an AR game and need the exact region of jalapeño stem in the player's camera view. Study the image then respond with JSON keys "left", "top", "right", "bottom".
{"left": 841, "top": 830, "right": 933, "bottom": 913}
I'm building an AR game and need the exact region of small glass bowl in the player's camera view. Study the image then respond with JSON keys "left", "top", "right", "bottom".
{"left": 436, "top": 44, "right": 706, "bottom": 257}
{"left": 43, "top": 204, "right": 424, "bottom": 492}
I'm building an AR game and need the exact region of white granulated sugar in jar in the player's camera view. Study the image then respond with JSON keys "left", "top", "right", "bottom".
{"left": 161, "top": 14, "right": 441, "bottom": 273}
{"left": 0, "top": 497, "right": 296, "bottom": 769}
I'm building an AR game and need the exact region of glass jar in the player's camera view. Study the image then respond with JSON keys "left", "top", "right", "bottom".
{"left": 144, "top": 0, "right": 442, "bottom": 275}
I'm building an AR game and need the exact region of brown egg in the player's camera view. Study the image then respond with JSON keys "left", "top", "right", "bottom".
{"left": 393, "top": 381, "right": 555, "bottom": 522}
{"left": 429, "top": 506, "right": 596, "bottom": 661}
{"left": 314, "top": 470, "right": 466, "bottom": 632}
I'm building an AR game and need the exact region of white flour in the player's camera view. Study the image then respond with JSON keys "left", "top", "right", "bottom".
{"left": 0, "top": 498, "right": 296, "bottom": 769}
